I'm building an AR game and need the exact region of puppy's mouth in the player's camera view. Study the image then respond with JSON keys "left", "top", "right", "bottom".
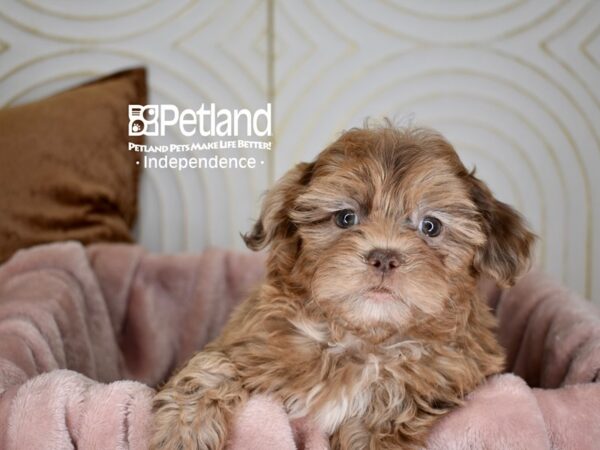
{"left": 363, "top": 286, "right": 398, "bottom": 303}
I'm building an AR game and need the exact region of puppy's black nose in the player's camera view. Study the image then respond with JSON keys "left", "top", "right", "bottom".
{"left": 366, "top": 249, "right": 401, "bottom": 273}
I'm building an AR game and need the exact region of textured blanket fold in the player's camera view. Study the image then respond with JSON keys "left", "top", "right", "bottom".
{"left": 0, "top": 242, "right": 598, "bottom": 449}
{"left": 0, "top": 242, "right": 264, "bottom": 449}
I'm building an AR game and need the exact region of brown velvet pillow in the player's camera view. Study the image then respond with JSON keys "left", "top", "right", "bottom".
{"left": 0, "top": 68, "right": 145, "bottom": 263}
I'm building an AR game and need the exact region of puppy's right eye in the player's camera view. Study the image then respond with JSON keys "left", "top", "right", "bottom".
{"left": 334, "top": 209, "right": 358, "bottom": 228}
{"left": 419, "top": 216, "right": 443, "bottom": 237}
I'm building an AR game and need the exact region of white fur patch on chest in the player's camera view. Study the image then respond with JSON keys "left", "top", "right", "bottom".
{"left": 312, "top": 384, "right": 372, "bottom": 434}
{"left": 287, "top": 320, "right": 382, "bottom": 433}
{"left": 287, "top": 376, "right": 374, "bottom": 435}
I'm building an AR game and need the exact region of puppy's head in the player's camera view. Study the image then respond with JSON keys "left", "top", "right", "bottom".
{"left": 244, "top": 126, "right": 535, "bottom": 330}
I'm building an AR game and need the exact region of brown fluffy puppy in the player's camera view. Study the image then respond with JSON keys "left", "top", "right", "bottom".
{"left": 151, "top": 125, "right": 535, "bottom": 450}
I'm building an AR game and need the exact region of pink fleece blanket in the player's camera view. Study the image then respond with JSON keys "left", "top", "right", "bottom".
{"left": 0, "top": 242, "right": 599, "bottom": 449}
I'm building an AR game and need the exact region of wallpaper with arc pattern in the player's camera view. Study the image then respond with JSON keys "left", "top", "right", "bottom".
{"left": 1, "top": 0, "right": 599, "bottom": 302}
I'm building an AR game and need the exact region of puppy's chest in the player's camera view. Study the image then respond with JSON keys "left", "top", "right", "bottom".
{"left": 286, "top": 345, "right": 401, "bottom": 434}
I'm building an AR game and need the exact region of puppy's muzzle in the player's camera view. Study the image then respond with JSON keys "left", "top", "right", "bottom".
{"left": 366, "top": 248, "right": 402, "bottom": 274}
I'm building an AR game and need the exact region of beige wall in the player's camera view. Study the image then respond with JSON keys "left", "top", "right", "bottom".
{"left": 1, "top": 0, "right": 599, "bottom": 302}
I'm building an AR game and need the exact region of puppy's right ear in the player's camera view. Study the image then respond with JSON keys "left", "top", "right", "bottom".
{"left": 468, "top": 173, "right": 536, "bottom": 287}
{"left": 243, "top": 162, "right": 314, "bottom": 251}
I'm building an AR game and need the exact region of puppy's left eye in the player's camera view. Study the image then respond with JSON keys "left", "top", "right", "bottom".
{"left": 419, "top": 216, "right": 442, "bottom": 237}
{"left": 334, "top": 209, "right": 359, "bottom": 228}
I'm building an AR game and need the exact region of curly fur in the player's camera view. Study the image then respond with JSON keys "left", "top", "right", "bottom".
{"left": 151, "top": 125, "right": 535, "bottom": 450}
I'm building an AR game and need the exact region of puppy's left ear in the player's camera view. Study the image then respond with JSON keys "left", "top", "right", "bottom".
{"left": 243, "top": 162, "right": 314, "bottom": 251}
{"left": 469, "top": 174, "right": 536, "bottom": 287}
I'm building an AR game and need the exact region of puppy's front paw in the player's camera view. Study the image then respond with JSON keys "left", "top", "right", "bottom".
{"left": 150, "top": 350, "right": 248, "bottom": 450}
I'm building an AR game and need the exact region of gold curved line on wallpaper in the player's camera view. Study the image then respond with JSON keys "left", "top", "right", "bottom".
{"left": 174, "top": 0, "right": 267, "bottom": 104}
{"left": 0, "top": 48, "right": 95, "bottom": 83}
{"left": 380, "top": 0, "right": 526, "bottom": 22}
{"left": 222, "top": 0, "right": 265, "bottom": 88}
{"left": 170, "top": 0, "right": 225, "bottom": 49}
{"left": 488, "top": 47, "right": 600, "bottom": 161}
{"left": 275, "top": 0, "right": 317, "bottom": 93}
{"left": 273, "top": 41, "right": 356, "bottom": 159}
{"left": 323, "top": 0, "right": 427, "bottom": 45}
{"left": 540, "top": 1, "right": 600, "bottom": 129}
{"left": 482, "top": 52, "right": 597, "bottom": 297}
{"left": 0, "top": 47, "right": 229, "bottom": 113}
{"left": 290, "top": 62, "right": 564, "bottom": 198}
{"left": 251, "top": 28, "right": 267, "bottom": 59}
{"left": 2, "top": 71, "right": 96, "bottom": 106}
{"left": 0, "top": 0, "right": 197, "bottom": 44}
{"left": 490, "top": 0, "right": 568, "bottom": 41}
{"left": 174, "top": 42, "right": 255, "bottom": 110}
{"left": 220, "top": 47, "right": 267, "bottom": 100}
{"left": 542, "top": 0, "right": 595, "bottom": 47}
{"left": 453, "top": 140, "right": 526, "bottom": 209}
{"left": 448, "top": 48, "right": 596, "bottom": 304}
{"left": 338, "top": 0, "right": 566, "bottom": 44}
{"left": 543, "top": 0, "right": 596, "bottom": 49}
{"left": 581, "top": 24, "right": 600, "bottom": 68}
{"left": 19, "top": 0, "right": 159, "bottom": 21}
{"left": 276, "top": 0, "right": 359, "bottom": 94}
{"left": 539, "top": 47, "right": 600, "bottom": 146}
{"left": 274, "top": 0, "right": 359, "bottom": 151}
{"left": 279, "top": 51, "right": 428, "bottom": 161}
{"left": 114, "top": 32, "right": 264, "bottom": 119}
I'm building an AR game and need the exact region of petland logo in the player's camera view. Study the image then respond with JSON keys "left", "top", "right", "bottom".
{"left": 128, "top": 103, "right": 272, "bottom": 137}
